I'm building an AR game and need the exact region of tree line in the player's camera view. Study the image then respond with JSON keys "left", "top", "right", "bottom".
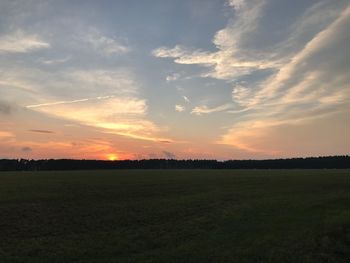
{"left": 0, "top": 156, "right": 349, "bottom": 171}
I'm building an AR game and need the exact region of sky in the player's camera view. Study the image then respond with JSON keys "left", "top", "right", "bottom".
{"left": 1, "top": 0, "right": 350, "bottom": 160}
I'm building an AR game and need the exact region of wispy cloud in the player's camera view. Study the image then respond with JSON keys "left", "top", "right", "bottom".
{"left": 0, "top": 100, "right": 13, "bottom": 114}
{"left": 183, "top": 96, "right": 190, "bottom": 103}
{"left": 1, "top": 61, "right": 169, "bottom": 143}
{"left": 152, "top": 0, "right": 277, "bottom": 80}
{"left": 21, "top": 146, "right": 32, "bottom": 152}
{"left": 39, "top": 56, "right": 71, "bottom": 65}
{"left": 0, "top": 131, "right": 14, "bottom": 139}
{"left": 250, "top": 6, "right": 350, "bottom": 107}
{"left": 68, "top": 70, "right": 138, "bottom": 96}
{"left": 28, "top": 129, "right": 55, "bottom": 134}
{"left": 232, "top": 85, "right": 251, "bottom": 106}
{"left": 228, "top": 0, "right": 246, "bottom": 11}
{"left": 166, "top": 73, "right": 180, "bottom": 82}
{"left": 83, "top": 29, "right": 129, "bottom": 55}
{"left": 175, "top": 104, "right": 185, "bottom": 112}
{"left": 0, "top": 71, "right": 40, "bottom": 94}
{"left": 162, "top": 150, "right": 176, "bottom": 159}
{"left": 191, "top": 103, "right": 232, "bottom": 115}
{"left": 0, "top": 30, "right": 49, "bottom": 53}
{"left": 218, "top": 103, "right": 350, "bottom": 156}
{"left": 28, "top": 95, "right": 169, "bottom": 142}
{"left": 1, "top": 68, "right": 139, "bottom": 105}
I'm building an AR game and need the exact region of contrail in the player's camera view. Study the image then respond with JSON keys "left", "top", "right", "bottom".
{"left": 26, "top": 95, "right": 114, "bottom": 108}
{"left": 26, "top": 99, "right": 89, "bottom": 108}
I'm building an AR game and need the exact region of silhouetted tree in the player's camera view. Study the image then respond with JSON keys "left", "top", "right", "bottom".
{"left": 0, "top": 156, "right": 349, "bottom": 171}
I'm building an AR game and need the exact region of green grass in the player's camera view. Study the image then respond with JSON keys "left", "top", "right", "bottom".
{"left": 0, "top": 169, "right": 349, "bottom": 262}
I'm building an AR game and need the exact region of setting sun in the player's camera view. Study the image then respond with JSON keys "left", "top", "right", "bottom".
{"left": 107, "top": 154, "right": 118, "bottom": 161}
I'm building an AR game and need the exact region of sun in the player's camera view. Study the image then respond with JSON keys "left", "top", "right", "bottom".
{"left": 106, "top": 154, "right": 118, "bottom": 161}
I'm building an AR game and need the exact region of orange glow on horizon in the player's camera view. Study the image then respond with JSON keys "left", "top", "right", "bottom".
{"left": 106, "top": 154, "right": 119, "bottom": 161}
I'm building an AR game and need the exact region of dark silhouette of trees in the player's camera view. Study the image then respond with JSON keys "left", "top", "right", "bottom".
{"left": 0, "top": 156, "right": 349, "bottom": 171}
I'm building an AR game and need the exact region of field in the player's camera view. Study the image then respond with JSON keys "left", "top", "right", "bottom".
{"left": 0, "top": 170, "right": 349, "bottom": 262}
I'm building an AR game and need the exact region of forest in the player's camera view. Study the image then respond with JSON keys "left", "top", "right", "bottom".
{"left": 1, "top": 156, "right": 349, "bottom": 171}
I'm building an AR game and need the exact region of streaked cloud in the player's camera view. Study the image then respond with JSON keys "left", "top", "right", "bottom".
{"left": 83, "top": 29, "right": 129, "bottom": 55}
{"left": 232, "top": 85, "right": 251, "bottom": 106}
{"left": 28, "top": 129, "right": 55, "bottom": 134}
{"left": 0, "top": 73, "right": 38, "bottom": 94}
{"left": 21, "top": 146, "right": 32, "bottom": 152}
{"left": 68, "top": 70, "right": 138, "bottom": 96}
{"left": 175, "top": 104, "right": 185, "bottom": 112}
{"left": 152, "top": 0, "right": 277, "bottom": 80}
{"left": 0, "top": 131, "right": 14, "bottom": 139}
{"left": 251, "top": 5, "right": 350, "bottom": 107}
{"left": 166, "top": 73, "right": 180, "bottom": 82}
{"left": 29, "top": 95, "right": 169, "bottom": 142}
{"left": 183, "top": 96, "right": 190, "bottom": 103}
{"left": 0, "top": 100, "right": 13, "bottom": 114}
{"left": 162, "top": 150, "right": 176, "bottom": 159}
{"left": 0, "top": 30, "right": 49, "bottom": 53}
{"left": 228, "top": 0, "right": 246, "bottom": 11}
{"left": 218, "top": 105, "right": 350, "bottom": 156}
{"left": 191, "top": 103, "right": 232, "bottom": 115}
{"left": 38, "top": 56, "right": 71, "bottom": 65}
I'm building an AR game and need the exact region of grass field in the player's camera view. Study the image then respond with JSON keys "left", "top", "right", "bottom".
{"left": 0, "top": 169, "right": 349, "bottom": 262}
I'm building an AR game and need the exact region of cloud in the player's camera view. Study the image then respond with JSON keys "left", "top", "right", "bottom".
{"left": 152, "top": 0, "right": 276, "bottom": 80}
{"left": 0, "top": 72, "right": 38, "bottom": 94}
{"left": 1, "top": 68, "right": 138, "bottom": 105}
{"left": 83, "top": 29, "right": 129, "bottom": 55}
{"left": 166, "top": 73, "right": 180, "bottom": 82}
{"left": 231, "top": 85, "right": 251, "bottom": 106}
{"left": 0, "top": 131, "right": 14, "bottom": 139}
{"left": 0, "top": 30, "right": 49, "bottom": 53}
{"left": 1, "top": 64, "right": 169, "bottom": 142}
{"left": 162, "top": 150, "right": 176, "bottom": 159}
{"left": 228, "top": 0, "right": 246, "bottom": 11}
{"left": 218, "top": 105, "right": 350, "bottom": 156}
{"left": 250, "top": 5, "right": 350, "bottom": 107}
{"left": 152, "top": 45, "right": 187, "bottom": 58}
{"left": 21, "top": 146, "right": 32, "bottom": 152}
{"left": 33, "top": 97, "right": 147, "bottom": 121}
{"left": 39, "top": 56, "right": 71, "bottom": 65}
{"left": 0, "top": 138, "right": 130, "bottom": 160}
{"left": 175, "top": 104, "right": 185, "bottom": 112}
{"left": 29, "top": 129, "right": 55, "bottom": 134}
{"left": 159, "top": 140, "right": 172, "bottom": 144}
{"left": 0, "top": 101, "right": 13, "bottom": 114}
{"left": 154, "top": 2, "right": 350, "bottom": 115}
{"left": 67, "top": 70, "right": 138, "bottom": 96}
{"left": 29, "top": 96, "right": 169, "bottom": 142}
{"left": 191, "top": 103, "right": 232, "bottom": 115}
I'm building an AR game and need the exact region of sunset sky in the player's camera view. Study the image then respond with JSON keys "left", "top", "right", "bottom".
{"left": 1, "top": 0, "right": 350, "bottom": 160}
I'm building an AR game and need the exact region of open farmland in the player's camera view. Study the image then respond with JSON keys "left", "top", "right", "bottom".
{"left": 0, "top": 169, "right": 349, "bottom": 262}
